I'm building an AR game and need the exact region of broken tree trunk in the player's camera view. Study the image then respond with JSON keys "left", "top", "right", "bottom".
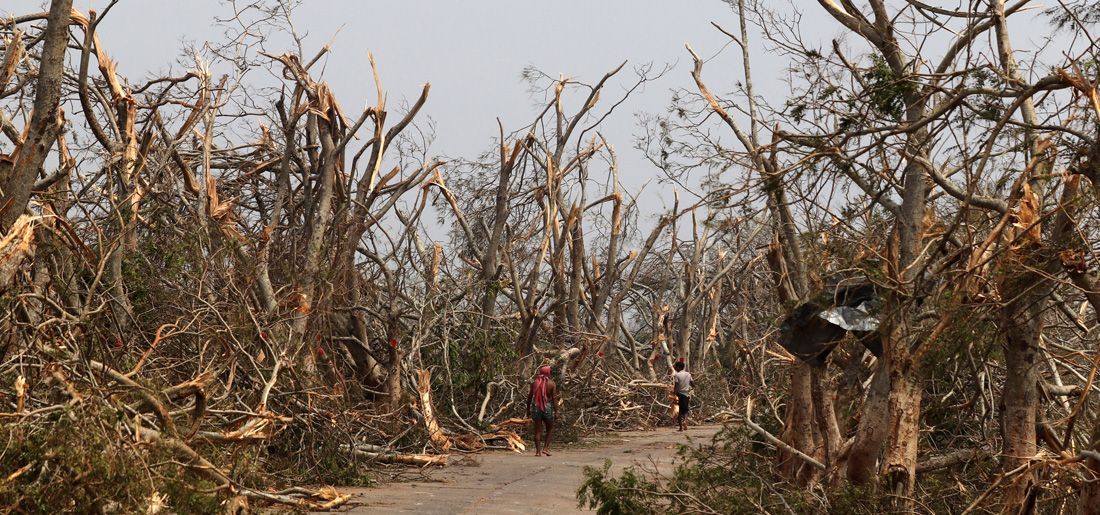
{"left": 417, "top": 369, "right": 452, "bottom": 452}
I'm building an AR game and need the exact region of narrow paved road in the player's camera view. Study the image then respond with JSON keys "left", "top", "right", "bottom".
{"left": 336, "top": 425, "right": 720, "bottom": 514}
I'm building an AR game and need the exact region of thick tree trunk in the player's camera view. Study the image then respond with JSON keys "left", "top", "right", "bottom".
{"left": 872, "top": 124, "right": 929, "bottom": 507}
{"left": 881, "top": 340, "right": 923, "bottom": 507}
{"left": 0, "top": 0, "right": 72, "bottom": 231}
{"left": 1000, "top": 286, "right": 1043, "bottom": 510}
{"left": 990, "top": 3, "right": 1047, "bottom": 508}
{"left": 290, "top": 112, "right": 338, "bottom": 377}
{"left": 847, "top": 365, "right": 890, "bottom": 484}
{"left": 766, "top": 239, "right": 821, "bottom": 484}
{"left": 1081, "top": 421, "right": 1100, "bottom": 514}
{"left": 811, "top": 364, "right": 841, "bottom": 475}
{"left": 566, "top": 208, "right": 585, "bottom": 334}
{"left": 478, "top": 147, "right": 516, "bottom": 329}
{"left": 778, "top": 363, "right": 820, "bottom": 485}
{"left": 590, "top": 192, "right": 622, "bottom": 336}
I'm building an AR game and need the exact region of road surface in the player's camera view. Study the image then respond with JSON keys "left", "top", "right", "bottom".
{"left": 335, "top": 425, "right": 720, "bottom": 514}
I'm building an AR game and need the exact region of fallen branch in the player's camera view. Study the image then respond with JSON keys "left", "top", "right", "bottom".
{"left": 477, "top": 380, "right": 501, "bottom": 423}
{"left": 343, "top": 444, "right": 448, "bottom": 466}
{"left": 135, "top": 425, "right": 350, "bottom": 509}
{"left": 744, "top": 397, "right": 825, "bottom": 471}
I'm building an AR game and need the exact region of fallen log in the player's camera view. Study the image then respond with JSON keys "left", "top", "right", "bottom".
{"left": 272, "top": 486, "right": 353, "bottom": 511}
{"left": 917, "top": 449, "right": 991, "bottom": 473}
{"left": 347, "top": 447, "right": 448, "bottom": 467}
{"left": 416, "top": 372, "right": 527, "bottom": 454}
{"left": 343, "top": 443, "right": 448, "bottom": 465}
{"left": 453, "top": 433, "right": 486, "bottom": 452}
{"left": 452, "top": 429, "right": 527, "bottom": 453}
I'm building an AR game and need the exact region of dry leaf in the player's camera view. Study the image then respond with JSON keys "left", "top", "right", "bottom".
{"left": 1059, "top": 250, "right": 1087, "bottom": 274}
{"left": 296, "top": 293, "right": 311, "bottom": 315}
{"left": 1011, "top": 182, "right": 1041, "bottom": 246}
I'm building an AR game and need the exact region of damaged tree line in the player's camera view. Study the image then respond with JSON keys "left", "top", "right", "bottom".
{"left": 582, "top": 1, "right": 1100, "bottom": 513}
{"left": 1, "top": 0, "right": 1100, "bottom": 513}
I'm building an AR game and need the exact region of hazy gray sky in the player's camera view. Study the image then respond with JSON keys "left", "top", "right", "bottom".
{"left": 6, "top": 1, "right": 749, "bottom": 208}
{"left": 3, "top": 1, "right": 1067, "bottom": 221}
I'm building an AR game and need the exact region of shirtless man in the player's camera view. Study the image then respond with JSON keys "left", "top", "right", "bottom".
{"left": 526, "top": 365, "right": 557, "bottom": 456}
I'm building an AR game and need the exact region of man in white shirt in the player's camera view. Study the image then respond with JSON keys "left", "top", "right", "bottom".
{"left": 672, "top": 361, "right": 692, "bottom": 431}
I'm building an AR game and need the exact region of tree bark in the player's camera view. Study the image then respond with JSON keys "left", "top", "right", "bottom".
{"left": 999, "top": 274, "right": 1043, "bottom": 509}
{"left": 478, "top": 139, "right": 519, "bottom": 329}
{"left": 847, "top": 364, "right": 890, "bottom": 484}
{"left": 811, "top": 364, "right": 841, "bottom": 477}
{"left": 0, "top": 0, "right": 71, "bottom": 231}
{"left": 990, "top": 2, "right": 1046, "bottom": 508}
{"left": 880, "top": 329, "right": 923, "bottom": 506}
{"left": 1080, "top": 421, "right": 1100, "bottom": 514}
{"left": 778, "top": 363, "right": 820, "bottom": 485}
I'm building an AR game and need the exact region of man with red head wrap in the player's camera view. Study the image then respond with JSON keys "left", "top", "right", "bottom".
{"left": 526, "top": 365, "right": 557, "bottom": 456}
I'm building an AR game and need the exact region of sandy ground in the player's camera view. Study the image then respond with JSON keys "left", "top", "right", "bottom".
{"left": 329, "top": 425, "right": 721, "bottom": 514}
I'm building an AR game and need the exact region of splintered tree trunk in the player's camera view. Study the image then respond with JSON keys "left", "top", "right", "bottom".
{"left": 699, "top": 285, "right": 721, "bottom": 364}
{"left": 989, "top": 147, "right": 1054, "bottom": 514}
{"left": 688, "top": 18, "right": 827, "bottom": 484}
{"left": 987, "top": 3, "right": 1049, "bottom": 508}
{"left": 567, "top": 210, "right": 586, "bottom": 334}
{"left": 478, "top": 143, "right": 517, "bottom": 329}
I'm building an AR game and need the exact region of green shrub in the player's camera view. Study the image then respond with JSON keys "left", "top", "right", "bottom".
{"left": 0, "top": 404, "right": 219, "bottom": 513}
{"left": 576, "top": 424, "right": 985, "bottom": 514}
{"left": 577, "top": 461, "right": 660, "bottom": 515}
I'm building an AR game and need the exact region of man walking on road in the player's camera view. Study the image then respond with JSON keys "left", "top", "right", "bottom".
{"left": 527, "top": 365, "right": 557, "bottom": 456}
{"left": 672, "top": 361, "right": 692, "bottom": 431}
